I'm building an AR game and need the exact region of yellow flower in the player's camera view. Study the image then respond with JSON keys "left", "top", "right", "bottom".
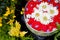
{"left": 4, "top": 7, "right": 10, "bottom": 17}
{"left": 19, "top": 31, "right": 27, "bottom": 37}
{"left": 7, "top": 19, "right": 14, "bottom": 25}
{"left": 0, "top": 17, "right": 2, "bottom": 23}
{"left": 20, "top": 11, "right": 23, "bottom": 15}
{"left": 8, "top": 21, "right": 21, "bottom": 37}
{"left": 0, "top": 17, "right": 2, "bottom": 27}
{"left": 0, "top": 23, "right": 2, "bottom": 27}
{"left": 15, "top": 21, "right": 21, "bottom": 30}
{"left": 12, "top": 0, "right": 14, "bottom": 1}
{"left": 4, "top": 13, "right": 9, "bottom": 17}
{"left": 6, "top": 7, "right": 10, "bottom": 11}
{"left": 8, "top": 21, "right": 27, "bottom": 37}
{"left": 22, "top": 8, "right": 25, "bottom": 11}
{"left": 3, "top": 17, "right": 7, "bottom": 19}
{"left": 42, "top": 5, "right": 47, "bottom": 9}
{"left": 20, "top": 8, "right": 25, "bottom": 15}
{"left": 13, "top": 15, "right": 16, "bottom": 18}
{"left": 11, "top": 9, "right": 15, "bottom": 13}
{"left": 8, "top": 27, "right": 20, "bottom": 37}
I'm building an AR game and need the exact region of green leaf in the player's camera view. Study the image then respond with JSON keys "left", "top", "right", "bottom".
{"left": 56, "top": 23, "right": 60, "bottom": 30}
{"left": 56, "top": 33, "right": 60, "bottom": 37}
{"left": 0, "top": 33, "right": 16, "bottom": 40}
{"left": 54, "top": 32, "right": 60, "bottom": 40}
{"left": 21, "top": 35, "right": 34, "bottom": 40}
{"left": 54, "top": 37, "right": 57, "bottom": 40}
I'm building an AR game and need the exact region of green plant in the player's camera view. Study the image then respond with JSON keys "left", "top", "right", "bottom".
{"left": 0, "top": 0, "right": 34, "bottom": 40}
{"left": 54, "top": 23, "right": 60, "bottom": 40}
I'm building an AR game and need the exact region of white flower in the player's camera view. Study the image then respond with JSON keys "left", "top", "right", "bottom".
{"left": 26, "top": 14, "right": 31, "bottom": 18}
{"left": 39, "top": 13, "right": 53, "bottom": 25}
{"left": 55, "top": 0, "right": 59, "bottom": 3}
{"left": 49, "top": 4, "right": 53, "bottom": 7}
{"left": 38, "top": 2, "right": 49, "bottom": 11}
{"left": 25, "top": 18, "right": 29, "bottom": 22}
{"left": 52, "top": 28, "right": 57, "bottom": 32}
{"left": 48, "top": 6, "right": 58, "bottom": 17}
{"left": 27, "top": 2, "right": 59, "bottom": 25}
{"left": 31, "top": 8, "right": 42, "bottom": 21}
{"left": 33, "top": 0, "right": 36, "bottom": 2}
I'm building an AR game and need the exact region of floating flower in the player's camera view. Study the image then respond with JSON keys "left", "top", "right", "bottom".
{"left": 38, "top": 2, "right": 49, "bottom": 11}
{"left": 31, "top": 8, "right": 41, "bottom": 21}
{"left": 28, "top": 18, "right": 35, "bottom": 24}
{"left": 39, "top": 13, "right": 53, "bottom": 25}
{"left": 42, "top": 25, "right": 48, "bottom": 32}
{"left": 25, "top": 18, "right": 29, "bottom": 23}
{"left": 25, "top": 0, "right": 60, "bottom": 33}
{"left": 32, "top": 21, "right": 42, "bottom": 31}
{"left": 33, "top": 0, "right": 36, "bottom": 2}
{"left": 48, "top": 7, "right": 58, "bottom": 17}
{"left": 55, "top": 0, "right": 59, "bottom": 3}
{"left": 26, "top": 14, "right": 31, "bottom": 18}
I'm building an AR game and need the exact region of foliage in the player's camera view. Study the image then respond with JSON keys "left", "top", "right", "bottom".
{"left": 0, "top": 0, "right": 34, "bottom": 40}
{"left": 54, "top": 23, "right": 60, "bottom": 40}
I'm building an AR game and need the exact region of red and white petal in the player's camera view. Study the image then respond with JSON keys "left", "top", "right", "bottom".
{"left": 25, "top": 0, "right": 60, "bottom": 32}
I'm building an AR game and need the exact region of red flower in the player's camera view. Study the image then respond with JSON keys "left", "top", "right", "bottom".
{"left": 25, "top": 8, "right": 34, "bottom": 15}
{"left": 53, "top": 14, "right": 60, "bottom": 24}
{"left": 47, "top": 22, "right": 56, "bottom": 31}
{"left": 48, "top": 26, "right": 53, "bottom": 31}
{"left": 32, "top": 21, "right": 42, "bottom": 31}
{"left": 25, "top": 0, "right": 41, "bottom": 15}
{"left": 41, "top": 25, "right": 48, "bottom": 32}
{"left": 28, "top": 18, "right": 34, "bottom": 24}
{"left": 25, "top": 0, "right": 60, "bottom": 32}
